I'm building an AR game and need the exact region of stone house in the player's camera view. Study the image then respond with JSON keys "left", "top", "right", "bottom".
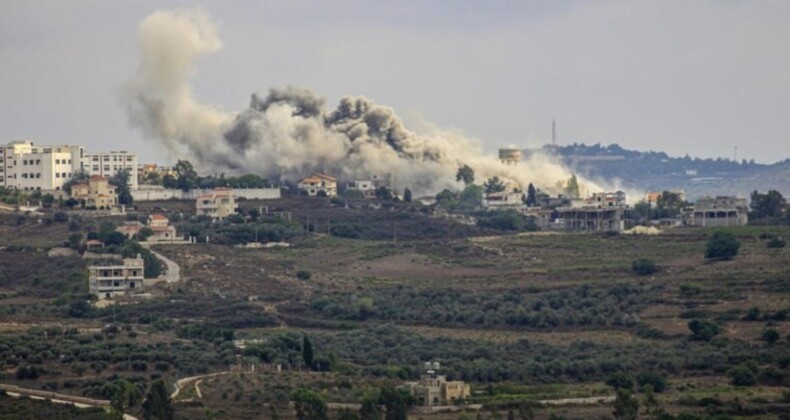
{"left": 196, "top": 187, "right": 237, "bottom": 219}
{"left": 147, "top": 213, "right": 178, "bottom": 241}
{"left": 71, "top": 175, "right": 117, "bottom": 209}
{"left": 407, "top": 373, "right": 470, "bottom": 407}
{"left": 298, "top": 173, "right": 337, "bottom": 197}
{"left": 691, "top": 196, "right": 748, "bottom": 227}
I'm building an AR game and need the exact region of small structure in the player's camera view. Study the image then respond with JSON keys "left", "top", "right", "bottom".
{"left": 483, "top": 191, "right": 523, "bottom": 209}
{"left": 350, "top": 180, "right": 377, "bottom": 199}
{"left": 71, "top": 175, "right": 118, "bottom": 209}
{"left": 196, "top": 187, "right": 237, "bottom": 220}
{"left": 298, "top": 173, "right": 338, "bottom": 197}
{"left": 88, "top": 256, "right": 144, "bottom": 299}
{"left": 407, "top": 362, "right": 470, "bottom": 408}
{"left": 147, "top": 213, "right": 178, "bottom": 241}
{"left": 499, "top": 147, "right": 522, "bottom": 165}
{"left": 83, "top": 239, "right": 105, "bottom": 251}
{"left": 117, "top": 221, "right": 145, "bottom": 239}
{"left": 691, "top": 196, "right": 748, "bottom": 227}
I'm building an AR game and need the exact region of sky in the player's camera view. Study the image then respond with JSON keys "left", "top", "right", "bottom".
{"left": 1, "top": 0, "right": 789, "bottom": 165}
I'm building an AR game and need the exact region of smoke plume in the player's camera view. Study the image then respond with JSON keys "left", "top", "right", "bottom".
{"left": 122, "top": 9, "right": 602, "bottom": 195}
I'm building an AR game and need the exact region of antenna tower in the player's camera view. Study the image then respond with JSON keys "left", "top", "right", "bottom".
{"left": 552, "top": 119, "right": 556, "bottom": 146}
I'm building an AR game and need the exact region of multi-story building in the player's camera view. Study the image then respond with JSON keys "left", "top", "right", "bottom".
{"left": 84, "top": 151, "right": 138, "bottom": 190}
{"left": 691, "top": 196, "right": 748, "bottom": 227}
{"left": 71, "top": 175, "right": 118, "bottom": 209}
{"left": 88, "top": 256, "right": 144, "bottom": 299}
{"left": 298, "top": 173, "right": 337, "bottom": 197}
{"left": 1, "top": 141, "right": 85, "bottom": 191}
{"left": 196, "top": 187, "right": 237, "bottom": 219}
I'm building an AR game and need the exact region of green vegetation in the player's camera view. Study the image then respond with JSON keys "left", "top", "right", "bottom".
{"left": 631, "top": 258, "right": 657, "bottom": 275}
{"left": 704, "top": 231, "right": 740, "bottom": 260}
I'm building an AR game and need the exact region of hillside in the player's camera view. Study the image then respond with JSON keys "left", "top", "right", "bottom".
{"left": 533, "top": 143, "right": 790, "bottom": 199}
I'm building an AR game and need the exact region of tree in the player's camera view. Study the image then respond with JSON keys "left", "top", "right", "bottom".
{"left": 605, "top": 372, "right": 634, "bottom": 390}
{"left": 136, "top": 227, "right": 154, "bottom": 242}
{"left": 379, "top": 386, "right": 415, "bottom": 420}
{"left": 641, "top": 385, "right": 665, "bottom": 418}
{"left": 612, "top": 389, "right": 639, "bottom": 420}
{"left": 762, "top": 328, "right": 780, "bottom": 344}
{"left": 173, "top": 160, "right": 199, "bottom": 192}
{"left": 636, "top": 372, "right": 668, "bottom": 393}
{"left": 705, "top": 231, "right": 740, "bottom": 260}
{"left": 688, "top": 319, "right": 721, "bottom": 341}
{"left": 142, "top": 380, "right": 173, "bottom": 420}
{"left": 375, "top": 186, "right": 394, "bottom": 201}
{"left": 435, "top": 189, "right": 457, "bottom": 208}
{"left": 456, "top": 165, "right": 475, "bottom": 186}
{"left": 403, "top": 188, "right": 412, "bottom": 203}
{"left": 291, "top": 388, "right": 327, "bottom": 420}
{"left": 483, "top": 176, "right": 506, "bottom": 194}
{"left": 727, "top": 364, "right": 757, "bottom": 386}
{"left": 62, "top": 170, "right": 89, "bottom": 195}
{"left": 111, "top": 380, "right": 142, "bottom": 413}
{"left": 565, "top": 174, "right": 580, "bottom": 198}
{"left": 303, "top": 335, "right": 314, "bottom": 369}
{"left": 750, "top": 190, "right": 785, "bottom": 219}
{"left": 525, "top": 183, "right": 537, "bottom": 206}
{"left": 631, "top": 258, "right": 657, "bottom": 275}
{"left": 111, "top": 169, "right": 134, "bottom": 205}
{"left": 360, "top": 390, "right": 383, "bottom": 420}
{"left": 457, "top": 185, "right": 483, "bottom": 211}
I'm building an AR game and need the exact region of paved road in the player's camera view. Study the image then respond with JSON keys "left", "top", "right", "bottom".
{"left": 141, "top": 244, "right": 181, "bottom": 283}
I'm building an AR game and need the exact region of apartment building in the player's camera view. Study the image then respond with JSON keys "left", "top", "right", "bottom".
{"left": 0, "top": 141, "right": 84, "bottom": 191}
{"left": 84, "top": 151, "right": 139, "bottom": 190}
{"left": 88, "top": 256, "right": 145, "bottom": 299}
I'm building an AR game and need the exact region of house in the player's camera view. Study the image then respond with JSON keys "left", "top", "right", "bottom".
{"left": 88, "top": 256, "right": 144, "bottom": 299}
{"left": 147, "top": 213, "right": 178, "bottom": 241}
{"left": 84, "top": 239, "right": 105, "bottom": 251}
{"left": 196, "top": 187, "right": 237, "bottom": 219}
{"left": 117, "top": 221, "right": 145, "bottom": 239}
{"left": 298, "top": 173, "right": 337, "bottom": 197}
{"left": 350, "top": 180, "right": 377, "bottom": 199}
{"left": 691, "top": 196, "right": 748, "bottom": 227}
{"left": 483, "top": 191, "right": 523, "bottom": 209}
{"left": 407, "top": 370, "right": 470, "bottom": 407}
{"left": 71, "top": 175, "right": 118, "bottom": 209}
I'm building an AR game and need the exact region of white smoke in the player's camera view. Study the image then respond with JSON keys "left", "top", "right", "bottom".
{"left": 122, "top": 9, "right": 604, "bottom": 195}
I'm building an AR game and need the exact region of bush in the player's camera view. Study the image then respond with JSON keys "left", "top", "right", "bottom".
{"left": 687, "top": 319, "right": 721, "bottom": 341}
{"left": 296, "top": 270, "right": 312, "bottom": 281}
{"left": 705, "top": 231, "right": 740, "bottom": 260}
{"left": 605, "top": 372, "right": 634, "bottom": 390}
{"left": 53, "top": 211, "right": 69, "bottom": 222}
{"left": 727, "top": 364, "right": 757, "bottom": 386}
{"left": 637, "top": 371, "right": 668, "bottom": 393}
{"left": 631, "top": 258, "right": 657, "bottom": 275}
{"left": 761, "top": 328, "right": 780, "bottom": 344}
{"left": 767, "top": 237, "right": 786, "bottom": 248}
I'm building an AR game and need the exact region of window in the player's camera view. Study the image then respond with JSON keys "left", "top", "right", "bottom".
{"left": 55, "top": 173, "right": 60, "bottom": 178}
{"left": 21, "top": 173, "right": 28, "bottom": 178}
{"left": 92, "top": 156, "right": 99, "bottom": 162}
{"left": 36, "top": 173, "right": 40, "bottom": 178}
{"left": 103, "top": 156, "right": 109, "bottom": 162}
{"left": 55, "top": 159, "right": 60, "bottom": 164}
{"left": 35, "top": 159, "right": 40, "bottom": 165}
{"left": 93, "top": 165, "right": 99, "bottom": 171}
{"left": 67, "top": 159, "right": 71, "bottom": 164}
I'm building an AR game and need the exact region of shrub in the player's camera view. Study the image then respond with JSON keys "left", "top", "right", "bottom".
{"left": 53, "top": 211, "right": 69, "bottom": 222}
{"left": 704, "top": 231, "right": 740, "bottom": 260}
{"left": 631, "top": 258, "right": 657, "bottom": 275}
{"left": 687, "top": 319, "right": 721, "bottom": 341}
{"left": 767, "top": 237, "right": 786, "bottom": 248}
{"left": 637, "top": 371, "right": 668, "bottom": 393}
{"left": 296, "top": 270, "right": 312, "bottom": 281}
{"left": 761, "top": 328, "right": 780, "bottom": 344}
{"left": 605, "top": 372, "right": 634, "bottom": 390}
{"left": 727, "top": 364, "right": 757, "bottom": 386}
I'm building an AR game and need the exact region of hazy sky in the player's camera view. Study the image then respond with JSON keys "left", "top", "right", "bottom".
{"left": 2, "top": 0, "right": 789, "bottom": 164}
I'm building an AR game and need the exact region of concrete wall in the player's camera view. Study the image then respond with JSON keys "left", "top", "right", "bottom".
{"left": 132, "top": 187, "right": 281, "bottom": 201}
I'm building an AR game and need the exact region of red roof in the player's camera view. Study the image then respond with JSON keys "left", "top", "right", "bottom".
{"left": 149, "top": 213, "right": 168, "bottom": 220}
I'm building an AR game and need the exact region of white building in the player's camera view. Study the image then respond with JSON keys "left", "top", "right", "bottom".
{"left": 88, "top": 256, "right": 145, "bottom": 299}
{"left": 84, "top": 151, "right": 138, "bottom": 190}
{"left": 1, "top": 141, "right": 85, "bottom": 191}
{"left": 196, "top": 188, "right": 238, "bottom": 219}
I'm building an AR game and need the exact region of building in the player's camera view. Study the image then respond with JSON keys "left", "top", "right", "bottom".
{"left": 117, "top": 221, "right": 145, "bottom": 239}
{"left": 483, "top": 191, "right": 523, "bottom": 209}
{"left": 147, "top": 213, "right": 178, "bottom": 241}
{"left": 407, "top": 368, "right": 470, "bottom": 408}
{"left": 1, "top": 141, "right": 85, "bottom": 191}
{"left": 691, "top": 196, "right": 748, "bottom": 227}
{"left": 298, "top": 173, "right": 337, "bottom": 197}
{"left": 196, "top": 188, "right": 237, "bottom": 219}
{"left": 88, "top": 256, "right": 144, "bottom": 299}
{"left": 499, "top": 147, "right": 522, "bottom": 165}
{"left": 556, "top": 191, "right": 627, "bottom": 232}
{"left": 71, "top": 175, "right": 118, "bottom": 209}
{"left": 84, "top": 151, "right": 138, "bottom": 190}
